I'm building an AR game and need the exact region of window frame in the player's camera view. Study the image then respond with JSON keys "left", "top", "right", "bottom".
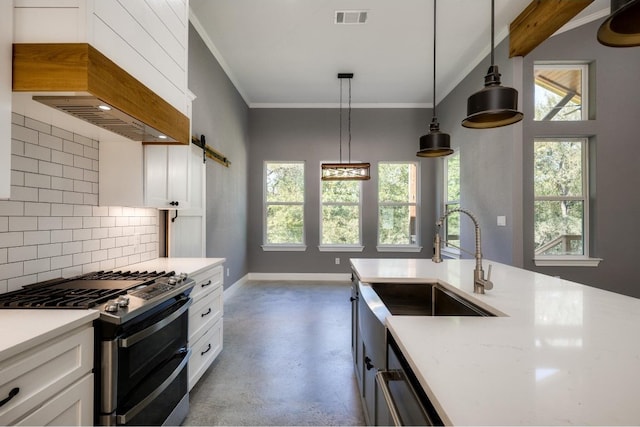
{"left": 442, "top": 152, "right": 460, "bottom": 259}
{"left": 262, "top": 161, "right": 307, "bottom": 252}
{"left": 318, "top": 162, "right": 364, "bottom": 252}
{"left": 376, "top": 161, "right": 421, "bottom": 253}
{"left": 532, "top": 137, "right": 601, "bottom": 267}
{"left": 533, "top": 62, "right": 589, "bottom": 122}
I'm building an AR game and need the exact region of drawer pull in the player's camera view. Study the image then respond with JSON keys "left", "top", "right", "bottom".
{"left": 201, "top": 280, "right": 212, "bottom": 288}
{"left": 0, "top": 387, "right": 19, "bottom": 408}
{"left": 201, "top": 343, "right": 212, "bottom": 356}
{"left": 201, "top": 308, "right": 212, "bottom": 317}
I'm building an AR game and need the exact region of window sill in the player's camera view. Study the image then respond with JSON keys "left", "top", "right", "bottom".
{"left": 262, "top": 245, "right": 307, "bottom": 252}
{"left": 376, "top": 245, "right": 422, "bottom": 253}
{"left": 318, "top": 245, "right": 364, "bottom": 253}
{"left": 534, "top": 256, "right": 602, "bottom": 267}
{"left": 441, "top": 247, "right": 460, "bottom": 259}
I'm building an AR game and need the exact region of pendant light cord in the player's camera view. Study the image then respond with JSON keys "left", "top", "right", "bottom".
{"left": 432, "top": 0, "right": 437, "bottom": 119}
{"left": 490, "top": 0, "right": 495, "bottom": 65}
{"left": 348, "top": 78, "right": 352, "bottom": 163}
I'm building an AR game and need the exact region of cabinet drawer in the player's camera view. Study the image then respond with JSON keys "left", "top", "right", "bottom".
{"left": 0, "top": 326, "right": 93, "bottom": 426}
{"left": 15, "top": 374, "right": 93, "bottom": 426}
{"left": 189, "top": 285, "right": 223, "bottom": 343}
{"left": 188, "top": 318, "right": 223, "bottom": 391}
{"left": 190, "top": 265, "right": 223, "bottom": 301}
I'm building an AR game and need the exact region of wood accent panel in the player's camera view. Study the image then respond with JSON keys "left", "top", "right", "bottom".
{"left": 12, "top": 43, "right": 189, "bottom": 145}
{"left": 509, "top": 0, "right": 594, "bottom": 57}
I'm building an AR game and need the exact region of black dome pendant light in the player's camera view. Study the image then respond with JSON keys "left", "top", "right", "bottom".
{"left": 598, "top": 0, "right": 640, "bottom": 47}
{"left": 462, "top": 0, "right": 523, "bottom": 129}
{"left": 417, "top": 0, "right": 453, "bottom": 158}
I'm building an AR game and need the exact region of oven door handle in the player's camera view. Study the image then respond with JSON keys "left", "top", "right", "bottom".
{"left": 376, "top": 370, "right": 405, "bottom": 427}
{"left": 116, "top": 348, "right": 191, "bottom": 425}
{"left": 118, "top": 298, "right": 192, "bottom": 348}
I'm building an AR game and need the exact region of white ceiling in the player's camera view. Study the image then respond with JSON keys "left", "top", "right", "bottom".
{"left": 189, "top": 0, "right": 609, "bottom": 108}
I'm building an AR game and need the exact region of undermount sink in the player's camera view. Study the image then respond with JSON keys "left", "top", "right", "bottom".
{"left": 370, "top": 283, "right": 494, "bottom": 317}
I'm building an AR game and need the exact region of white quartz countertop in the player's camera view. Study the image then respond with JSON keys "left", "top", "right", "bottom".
{"left": 0, "top": 310, "right": 99, "bottom": 361}
{"left": 122, "top": 257, "right": 225, "bottom": 276}
{"left": 350, "top": 258, "right": 640, "bottom": 426}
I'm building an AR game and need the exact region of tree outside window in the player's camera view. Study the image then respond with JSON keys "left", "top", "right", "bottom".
{"left": 321, "top": 180, "right": 361, "bottom": 246}
{"left": 444, "top": 153, "right": 460, "bottom": 249}
{"left": 378, "top": 162, "right": 419, "bottom": 246}
{"left": 534, "top": 139, "right": 587, "bottom": 256}
{"left": 264, "top": 162, "right": 305, "bottom": 246}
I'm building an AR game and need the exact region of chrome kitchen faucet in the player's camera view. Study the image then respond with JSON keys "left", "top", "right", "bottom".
{"left": 432, "top": 208, "right": 493, "bottom": 294}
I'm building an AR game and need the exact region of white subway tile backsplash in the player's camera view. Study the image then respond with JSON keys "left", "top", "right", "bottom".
{"left": 38, "top": 133, "right": 63, "bottom": 151}
{"left": 51, "top": 177, "right": 74, "bottom": 191}
{"left": 2, "top": 114, "right": 160, "bottom": 291}
{"left": 24, "top": 202, "right": 51, "bottom": 217}
{"left": 24, "top": 231, "right": 50, "bottom": 245}
{"left": 0, "top": 232, "right": 24, "bottom": 248}
{"left": 8, "top": 245, "right": 37, "bottom": 262}
{"left": 12, "top": 156, "right": 38, "bottom": 173}
{"left": 38, "top": 216, "right": 63, "bottom": 230}
{"left": 25, "top": 142, "right": 51, "bottom": 162}
{"left": 63, "top": 241, "right": 82, "bottom": 255}
{"left": 51, "top": 229, "right": 73, "bottom": 243}
{"left": 51, "top": 150, "right": 73, "bottom": 167}
{"left": 9, "top": 217, "right": 38, "bottom": 232}
{"left": 25, "top": 117, "right": 51, "bottom": 134}
{"left": 38, "top": 243, "right": 62, "bottom": 258}
{"left": 10, "top": 185, "right": 38, "bottom": 202}
{"left": 39, "top": 188, "right": 63, "bottom": 203}
{"left": 24, "top": 173, "right": 51, "bottom": 189}
{"left": 24, "top": 258, "right": 50, "bottom": 275}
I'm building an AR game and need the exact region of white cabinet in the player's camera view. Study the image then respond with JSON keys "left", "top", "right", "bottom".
{"left": 144, "top": 145, "right": 191, "bottom": 209}
{"left": 0, "top": 0, "right": 12, "bottom": 199}
{"left": 0, "top": 325, "right": 94, "bottom": 426}
{"left": 188, "top": 264, "right": 224, "bottom": 390}
{"left": 169, "top": 144, "right": 206, "bottom": 256}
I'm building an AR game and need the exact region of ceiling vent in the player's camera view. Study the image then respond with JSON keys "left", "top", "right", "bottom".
{"left": 335, "top": 10, "right": 368, "bottom": 24}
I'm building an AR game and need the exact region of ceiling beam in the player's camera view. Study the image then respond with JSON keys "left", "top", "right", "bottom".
{"left": 509, "top": 0, "right": 594, "bottom": 57}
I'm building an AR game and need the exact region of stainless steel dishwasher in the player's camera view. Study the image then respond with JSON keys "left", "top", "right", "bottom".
{"left": 375, "top": 333, "right": 443, "bottom": 426}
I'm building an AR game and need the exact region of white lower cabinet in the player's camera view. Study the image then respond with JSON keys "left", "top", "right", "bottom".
{"left": 0, "top": 325, "right": 94, "bottom": 426}
{"left": 188, "top": 264, "right": 224, "bottom": 390}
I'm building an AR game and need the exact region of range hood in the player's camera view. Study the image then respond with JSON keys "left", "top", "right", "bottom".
{"left": 12, "top": 43, "right": 189, "bottom": 145}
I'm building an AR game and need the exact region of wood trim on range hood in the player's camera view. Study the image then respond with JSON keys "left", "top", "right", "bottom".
{"left": 12, "top": 43, "right": 189, "bottom": 145}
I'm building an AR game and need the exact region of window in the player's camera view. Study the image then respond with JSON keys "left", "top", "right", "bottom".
{"left": 534, "top": 138, "right": 599, "bottom": 266}
{"left": 320, "top": 178, "right": 362, "bottom": 251}
{"left": 377, "top": 162, "right": 420, "bottom": 251}
{"left": 534, "top": 63, "right": 588, "bottom": 121}
{"left": 263, "top": 162, "right": 305, "bottom": 250}
{"left": 443, "top": 152, "right": 460, "bottom": 254}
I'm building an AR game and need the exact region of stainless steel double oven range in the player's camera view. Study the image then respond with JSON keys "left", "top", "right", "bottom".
{"left": 0, "top": 269, "right": 195, "bottom": 426}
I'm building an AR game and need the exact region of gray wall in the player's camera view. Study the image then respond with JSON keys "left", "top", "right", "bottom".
{"left": 189, "top": 24, "right": 249, "bottom": 288}
{"left": 247, "top": 108, "right": 438, "bottom": 274}
{"left": 521, "top": 18, "right": 640, "bottom": 297}
{"left": 437, "top": 38, "right": 524, "bottom": 267}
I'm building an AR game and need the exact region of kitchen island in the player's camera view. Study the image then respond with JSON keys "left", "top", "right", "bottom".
{"left": 351, "top": 258, "right": 640, "bottom": 425}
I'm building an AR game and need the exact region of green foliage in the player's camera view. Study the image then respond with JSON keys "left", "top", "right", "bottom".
{"left": 446, "top": 154, "right": 460, "bottom": 202}
{"left": 533, "top": 140, "right": 585, "bottom": 255}
{"left": 265, "top": 163, "right": 304, "bottom": 244}
{"left": 378, "top": 163, "right": 417, "bottom": 245}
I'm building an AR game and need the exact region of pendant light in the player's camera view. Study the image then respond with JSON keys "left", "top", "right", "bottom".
{"left": 417, "top": 0, "right": 454, "bottom": 158}
{"left": 462, "top": 0, "right": 523, "bottom": 129}
{"left": 597, "top": 0, "right": 640, "bottom": 47}
{"left": 321, "top": 73, "right": 371, "bottom": 181}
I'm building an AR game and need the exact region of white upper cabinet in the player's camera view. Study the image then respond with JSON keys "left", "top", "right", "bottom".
{"left": 13, "top": 0, "right": 189, "bottom": 115}
{"left": 144, "top": 145, "right": 191, "bottom": 209}
{"left": 1, "top": 0, "right": 12, "bottom": 199}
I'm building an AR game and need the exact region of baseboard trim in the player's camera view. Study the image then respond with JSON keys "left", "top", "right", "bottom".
{"left": 247, "top": 272, "right": 351, "bottom": 282}
{"left": 223, "top": 274, "right": 249, "bottom": 300}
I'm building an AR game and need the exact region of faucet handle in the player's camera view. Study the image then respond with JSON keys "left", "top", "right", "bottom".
{"left": 484, "top": 264, "right": 493, "bottom": 290}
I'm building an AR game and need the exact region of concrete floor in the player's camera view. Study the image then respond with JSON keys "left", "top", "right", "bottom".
{"left": 183, "top": 280, "right": 366, "bottom": 426}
